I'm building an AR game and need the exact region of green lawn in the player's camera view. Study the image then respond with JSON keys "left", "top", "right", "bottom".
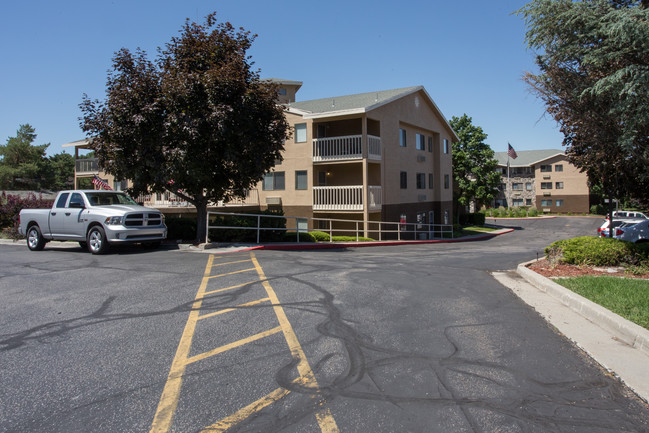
{"left": 556, "top": 276, "right": 649, "bottom": 330}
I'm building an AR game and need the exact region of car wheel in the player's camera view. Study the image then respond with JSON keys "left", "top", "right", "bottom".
{"left": 87, "top": 226, "right": 109, "bottom": 254}
{"left": 26, "top": 225, "right": 46, "bottom": 251}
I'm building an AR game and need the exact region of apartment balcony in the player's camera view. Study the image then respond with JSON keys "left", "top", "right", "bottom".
{"left": 313, "top": 185, "right": 382, "bottom": 211}
{"left": 313, "top": 135, "right": 381, "bottom": 162}
{"left": 137, "top": 189, "right": 259, "bottom": 208}
{"left": 75, "top": 158, "right": 99, "bottom": 174}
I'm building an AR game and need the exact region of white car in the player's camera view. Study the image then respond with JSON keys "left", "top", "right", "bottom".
{"left": 615, "top": 219, "right": 649, "bottom": 243}
{"left": 597, "top": 218, "right": 644, "bottom": 237}
{"left": 612, "top": 210, "right": 648, "bottom": 220}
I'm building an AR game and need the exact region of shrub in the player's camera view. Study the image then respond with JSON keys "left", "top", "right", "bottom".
{"left": 590, "top": 204, "right": 606, "bottom": 215}
{"left": 528, "top": 208, "right": 539, "bottom": 217}
{"left": 331, "top": 236, "right": 374, "bottom": 242}
{"left": 545, "top": 236, "right": 649, "bottom": 267}
{"left": 310, "top": 231, "right": 331, "bottom": 242}
{"left": 459, "top": 212, "right": 486, "bottom": 226}
{"left": 0, "top": 192, "right": 55, "bottom": 239}
{"left": 165, "top": 216, "right": 196, "bottom": 241}
{"left": 282, "top": 231, "right": 316, "bottom": 242}
{"left": 206, "top": 209, "right": 286, "bottom": 242}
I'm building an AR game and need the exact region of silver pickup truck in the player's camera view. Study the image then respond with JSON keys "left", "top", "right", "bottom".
{"left": 18, "top": 190, "right": 167, "bottom": 254}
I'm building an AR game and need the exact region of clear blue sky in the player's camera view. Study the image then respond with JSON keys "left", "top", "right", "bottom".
{"left": 0, "top": 0, "right": 563, "bottom": 156}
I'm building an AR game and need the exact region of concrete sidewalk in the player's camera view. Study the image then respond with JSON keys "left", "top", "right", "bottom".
{"left": 493, "top": 264, "right": 649, "bottom": 403}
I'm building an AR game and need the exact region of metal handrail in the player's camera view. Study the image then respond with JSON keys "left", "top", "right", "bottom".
{"left": 206, "top": 211, "right": 453, "bottom": 244}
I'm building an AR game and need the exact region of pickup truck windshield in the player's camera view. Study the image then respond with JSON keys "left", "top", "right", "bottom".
{"left": 86, "top": 192, "right": 138, "bottom": 206}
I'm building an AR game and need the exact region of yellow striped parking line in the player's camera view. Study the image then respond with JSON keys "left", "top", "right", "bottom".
{"left": 149, "top": 252, "right": 338, "bottom": 433}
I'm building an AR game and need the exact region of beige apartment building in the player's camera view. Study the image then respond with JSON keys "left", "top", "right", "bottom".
{"left": 64, "top": 80, "right": 458, "bottom": 235}
{"left": 492, "top": 149, "right": 590, "bottom": 213}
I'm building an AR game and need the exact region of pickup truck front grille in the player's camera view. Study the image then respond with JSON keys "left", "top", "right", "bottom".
{"left": 124, "top": 213, "right": 163, "bottom": 227}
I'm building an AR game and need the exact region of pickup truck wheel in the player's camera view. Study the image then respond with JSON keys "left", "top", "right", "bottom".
{"left": 87, "top": 226, "right": 109, "bottom": 254}
{"left": 27, "top": 225, "right": 46, "bottom": 251}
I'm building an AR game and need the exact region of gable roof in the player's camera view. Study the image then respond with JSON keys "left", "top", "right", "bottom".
{"left": 287, "top": 86, "right": 459, "bottom": 141}
{"left": 494, "top": 149, "right": 564, "bottom": 167}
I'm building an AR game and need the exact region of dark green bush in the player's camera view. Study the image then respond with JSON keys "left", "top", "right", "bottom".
{"left": 590, "top": 204, "right": 607, "bottom": 215}
{"left": 459, "top": 212, "right": 486, "bottom": 226}
{"left": 331, "top": 236, "right": 374, "bottom": 242}
{"left": 282, "top": 231, "right": 316, "bottom": 242}
{"left": 545, "top": 236, "right": 649, "bottom": 267}
{"left": 310, "top": 231, "right": 331, "bottom": 242}
{"left": 165, "top": 216, "right": 196, "bottom": 241}
{"left": 208, "top": 209, "right": 287, "bottom": 242}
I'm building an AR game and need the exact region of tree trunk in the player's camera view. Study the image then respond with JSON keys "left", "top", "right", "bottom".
{"left": 195, "top": 200, "right": 209, "bottom": 244}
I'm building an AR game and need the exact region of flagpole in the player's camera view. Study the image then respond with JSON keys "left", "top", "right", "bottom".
{"left": 507, "top": 146, "right": 510, "bottom": 208}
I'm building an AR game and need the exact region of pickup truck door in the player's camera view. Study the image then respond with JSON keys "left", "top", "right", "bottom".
{"left": 49, "top": 192, "right": 70, "bottom": 238}
{"left": 62, "top": 192, "right": 87, "bottom": 239}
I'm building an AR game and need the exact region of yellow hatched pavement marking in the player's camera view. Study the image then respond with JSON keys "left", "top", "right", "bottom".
{"left": 149, "top": 254, "right": 216, "bottom": 433}
{"left": 247, "top": 252, "right": 339, "bottom": 433}
{"left": 150, "top": 252, "right": 338, "bottom": 433}
{"left": 198, "top": 297, "right": 271, "bottom": 320}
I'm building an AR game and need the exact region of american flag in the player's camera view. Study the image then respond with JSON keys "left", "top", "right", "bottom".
{"left": 507, "top": 143, "right": 518, "bottom": 159}
{"left": 92, "top": 175, "right": 113, "bottom": 190}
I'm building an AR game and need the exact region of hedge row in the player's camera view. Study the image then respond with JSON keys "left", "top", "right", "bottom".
{"left": 545, "top": 236, "right": 649, "bottom": 267}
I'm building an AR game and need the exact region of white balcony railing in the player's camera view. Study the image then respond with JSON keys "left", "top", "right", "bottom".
{"left": 313, "top": 135, "right": 381, "bottom": 162}
{"left": 313, "top": 186, "right": 382, "bottom": 211}
{"left": 75, "top": 158, "right": 99, "bottom": 174}
{"left": 137, "top": 189, "right": 259, "bottom": 208}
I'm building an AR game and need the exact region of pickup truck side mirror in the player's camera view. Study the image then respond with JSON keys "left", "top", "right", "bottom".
{"left": 69, "top": 202, "right": 85, "bottom": 209}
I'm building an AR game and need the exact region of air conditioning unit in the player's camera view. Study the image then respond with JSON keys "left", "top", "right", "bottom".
{"left": 543, "top": 175, "right": 551, "bottom": 180}
{"left": 266, "top": 197, "right": 282, "bottom": 205}
{"left": 417, "top": 155, "right": 426, "bottom": 162}
{"left": 418, "top": 194, "right": 427, "bottom": 202}
{"left": 543, "top": 192, "right": 551, "bottom": 196}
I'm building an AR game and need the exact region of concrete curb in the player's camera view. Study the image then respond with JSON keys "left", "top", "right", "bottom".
{"left": 517, "top": 259, "right": 649, "bottom": 357}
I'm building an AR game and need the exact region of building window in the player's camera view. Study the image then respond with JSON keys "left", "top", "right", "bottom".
{"left": 555, "top": 164, "right": 563, "bottom": 172}
{"left": 416, "top": 173, "right": 425, "bottom": 189}
{"left": 295, "top": 170, "right": 307, "bottom": 190}
{"left": 400, "top": 171, "right": 407, "bottom": 189}
{"left": 278, "top": 88, "right": 287, "bottom": 96}
{"left": 427, "top": 136, "right": 433, "bottom": 152}
{"left": 541, "top": 182, "right": 553, "bottom": 189}
{"left": 526, "top": 198, "right": 532, "bottom": 206}
{"left": 295, "top": 123, "right": 307, "bottom": 143}
{"left": 263, "top": 171, "right": 285, "bottom": 190}
{"left": 556, "top": 199, "right": 564, "bottom": 207}
{"left": 428, "top": 173, "right": 433, "bottom": 189}
{"left": 443, "top": 139, "right": 449, "bottom": 154}
{"left": 540, "top": 165, "right": 552, "bottom": 172}
{"left": 555, "top": 181, "right": 564, "bottom": 189}
{"left": 513, "top": 199, "right": 524, "bottom": 206}
{"left": 416, "top": 133, "right": 425, "bottom": 151}
{"left": 399, "top": 128, "right": 407, "bottom": 147}
{"left": 541, "top": 199, "right": 553, "bottom": 207}
{"left": 512, "top": 183, "right": 523, "bottom": 191}
{"left": 444, "top": 174, "right": 450, "bottom": 189}
{"left": 499, "top": 183, "right": 506, "bottom": 191}
{"left": 525, "top": 182, "right": 533, "bottom": 191}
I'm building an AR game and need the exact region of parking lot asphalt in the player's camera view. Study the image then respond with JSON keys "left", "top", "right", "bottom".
{"left": 2, "top": 216, "right": 648, "bottom": 432}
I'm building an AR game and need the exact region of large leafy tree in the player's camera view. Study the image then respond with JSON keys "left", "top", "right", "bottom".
{"left": 0, "top": 124, "right": 49, "bottom": 190}
{"left": 80, "top": 13, "right": 290, "bottom": 243}
{"left": 518, "top": 0, "right": 649, "bottom": 207}
{"left": 449, "top": 115, "right": 501, "bottom": 214}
